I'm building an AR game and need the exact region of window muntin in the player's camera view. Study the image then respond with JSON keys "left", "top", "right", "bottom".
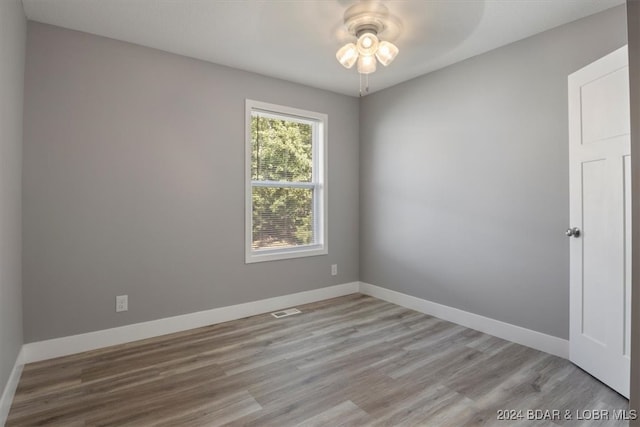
{"left": 245, "top": 100, "right": 327, "bottom": 263}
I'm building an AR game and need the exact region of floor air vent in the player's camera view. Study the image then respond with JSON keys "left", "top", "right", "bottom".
{"left": 271, "top": 308, "right": 301, "bottom": 318}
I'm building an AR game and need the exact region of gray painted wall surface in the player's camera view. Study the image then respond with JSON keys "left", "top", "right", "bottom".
{"left": 359, "top": 6, "right": 627, "bottom": 339}
{"left": 627, "top": 0, "right": 639, "bottom": 418}
{"left": 23, "top": 23, "right": 359, "bottom": 342}
{"left": 0, "top": 0, "right": 25, "bottom": 394}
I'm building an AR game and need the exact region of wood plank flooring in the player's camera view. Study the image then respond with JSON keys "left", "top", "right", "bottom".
{"left": 7, "top": 294, "right": 629, "bottom": 426}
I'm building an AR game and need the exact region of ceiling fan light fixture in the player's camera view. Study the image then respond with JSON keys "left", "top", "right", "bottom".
{"left": 335, "top": 1, "right": 402, "bottom": 94}
{"left": 357, "top": 54, "right": 377, "bottom": 74}
{"left": 336, "top": 43, "right": 358, "bottom": 69}
{"left": 356, "top": 32, "right": 379, "bottom": 56}
{"left": 375, "top": 41, "right": 399, "bottom": 66}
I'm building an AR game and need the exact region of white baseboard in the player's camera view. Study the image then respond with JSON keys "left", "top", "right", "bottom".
{"left": 22, "top": 282, "right": 359, "bottom": 364}
{"left": 359, "top": 282, "right": 569, "bottom": 359}
{"left": 20, "top": 280, "right": 568, "bottom": 366}
{"left": 0, "top": 347, "right": 24, "bottom": 426}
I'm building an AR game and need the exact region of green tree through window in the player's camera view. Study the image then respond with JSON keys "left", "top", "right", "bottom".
{"left": 251, "top": 115, "right": 314, "bottom": 249}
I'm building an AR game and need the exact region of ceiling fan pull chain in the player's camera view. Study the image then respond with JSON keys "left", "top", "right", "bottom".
{"left": 359, "top": 73, "right": 370, "bottom": 97}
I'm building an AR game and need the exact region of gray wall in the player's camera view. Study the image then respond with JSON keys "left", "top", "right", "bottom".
{"left": 22, "top": 23, "right": 359, "bottom": 342}
{"left": 359, "top": 6, "right": 627, "bottom": 339}
{"left": 627, "top": 0, "right": 639, "bottom": 418}
{"left": 0, "top": 0, "right": 25, "bottom": 395}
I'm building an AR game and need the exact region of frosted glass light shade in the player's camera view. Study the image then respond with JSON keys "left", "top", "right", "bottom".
{"left": 357, "top": 54, "right": 376, "bottom": 74}
{"left": 356, "top": 32, "right": 379, "bottom": 56}
{"left": 375, "top": 41, "right": 399, "bottom": 66}
{"left": 336, "top": 43, "right": 358, "bottom": 69}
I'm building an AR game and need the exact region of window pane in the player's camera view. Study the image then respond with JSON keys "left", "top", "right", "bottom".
{"left": 252, "top": 186, "right": 314, "bottom": 249}
{"left": 251, "top": 115, "right": 313, "bottom": 182}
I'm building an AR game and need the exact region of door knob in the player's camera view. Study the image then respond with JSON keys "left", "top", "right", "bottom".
{"left": 566, "top": 227, "right": 581, "bottom": 238}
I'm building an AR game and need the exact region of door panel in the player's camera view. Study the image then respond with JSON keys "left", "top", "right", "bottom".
{"left": 580, "top": 159, "right": 608, "bottom": 345}
{"left": 580, "top": 67, "right": 630, "bottom": 144}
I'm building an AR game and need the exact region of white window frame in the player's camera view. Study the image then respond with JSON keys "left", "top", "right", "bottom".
{"left": 245, "top": 99, "right": 328, "bottom": 263}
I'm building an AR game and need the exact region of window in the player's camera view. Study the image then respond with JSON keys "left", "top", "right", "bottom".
{"left": 245, "top": 100, "right": 327, "bottom": 263}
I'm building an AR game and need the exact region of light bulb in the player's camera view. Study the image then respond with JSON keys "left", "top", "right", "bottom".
{"left": 357, "top": 54, "right": 377, "bottom": 74}
{"left": 375, "top": 41, "right": 399, "bottom": 66}
{"left": 336, "top": 43, "right": 358, "bottom": 69}
{"left": 356, "top": 32, "right": 379, "bottom": 56}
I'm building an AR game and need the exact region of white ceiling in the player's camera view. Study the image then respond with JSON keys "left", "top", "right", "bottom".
{"left": 21, "top": 0, "right": 625, "bottom": 97}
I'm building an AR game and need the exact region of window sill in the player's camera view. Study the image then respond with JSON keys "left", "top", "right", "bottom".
{"left": 245, "top": 245, "right": 327, "bottom": 264}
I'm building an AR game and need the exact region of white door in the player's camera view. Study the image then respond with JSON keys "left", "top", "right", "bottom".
{"left": 569, "top": 45, "right": 631, "bottom": 398}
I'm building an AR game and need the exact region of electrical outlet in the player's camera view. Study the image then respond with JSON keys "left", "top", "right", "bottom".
{"left": 331, "top": 264, "right": 338, "bottom": 276}
{"left": 116, "top": 295, "right": 128, "bottom": 312}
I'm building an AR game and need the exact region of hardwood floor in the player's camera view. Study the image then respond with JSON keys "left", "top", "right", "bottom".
{"left": 7, "top": 294, "right": 628, "bottom": 426}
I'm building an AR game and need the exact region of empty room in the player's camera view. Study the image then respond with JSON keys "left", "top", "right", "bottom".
{"left": 1, "top": 0, "right": 639, "bottom": 425}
